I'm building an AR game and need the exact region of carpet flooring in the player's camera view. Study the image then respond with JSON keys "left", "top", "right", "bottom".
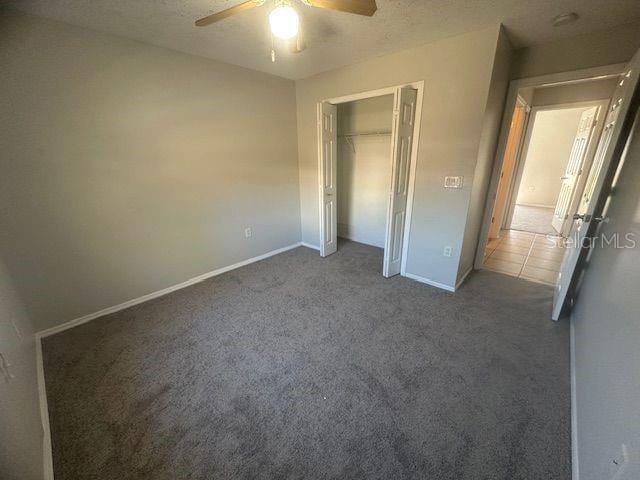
{"left": 510, "top": 204, "right": 558, "bottom": 236}
{"left": 42, "top": 240, "right": 570, "bottom": 480}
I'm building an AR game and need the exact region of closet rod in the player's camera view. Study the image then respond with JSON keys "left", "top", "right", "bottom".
{"left": 339, "top": 131, "right": 392, "bottom": 153}
{"left": 338, "top": 131, "right": 392, "bottom": 137}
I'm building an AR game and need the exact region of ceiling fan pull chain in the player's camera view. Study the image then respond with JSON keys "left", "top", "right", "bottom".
{"left": 271, "top": 33, "right": 276, "bottom": 62}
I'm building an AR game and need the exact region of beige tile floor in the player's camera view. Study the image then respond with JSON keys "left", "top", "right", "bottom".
{"left": 483, "top": 230, "right": 566, "bottom": 285}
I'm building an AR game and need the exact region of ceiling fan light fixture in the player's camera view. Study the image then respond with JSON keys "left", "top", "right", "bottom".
{"left": 269, "top": 3, "right": 299, "bottom": 40}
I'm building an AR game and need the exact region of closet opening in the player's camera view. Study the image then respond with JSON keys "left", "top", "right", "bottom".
{"left": 317, "top": 83, "right": 424, "bottom": 277}
{"left": 337, "top": 95, "right": 393, "bottom": 254}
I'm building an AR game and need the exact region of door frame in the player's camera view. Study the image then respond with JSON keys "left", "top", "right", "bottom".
{"left": 503, "top": 99, "right": 611, "bottom": 231}
{"left": 474, "top": 63, "right": 627, "bottom": 270}
{"left": 317, "top": 81, "right": 425, "bottom": 276}
{"left": 488, "top": 96, "right": 529, "bottom": 240}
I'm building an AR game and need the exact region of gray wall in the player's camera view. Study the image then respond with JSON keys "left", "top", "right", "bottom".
{"left": 458, "top": 27, "right": 513, "bottom": 282}
{"left": 337, "top": 96, "right": 394, "bottom": 248}
{"left": 532, "top": 77, "right": 618, "bottom": 107}
{"left": 512, "top": 22, "right": 640, "bottom": 80}
{"left": 571, "top": 108, "right": 640, "bottom": 480}
{"left": 296, "top": 25, "right": 501, "bottom": 289}
{"left": 0, "top": 12, "right": 301, "bottom": 332}
{"left": 0, "top": 258, "right": 43, "bottom": 480}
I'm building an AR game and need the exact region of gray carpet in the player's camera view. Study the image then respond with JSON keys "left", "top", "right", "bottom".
{"left": 42, "top": 240, "right": 570, "bottom": 480}
{"left": 510, "top": 204, "right": 558, "bottom": 236}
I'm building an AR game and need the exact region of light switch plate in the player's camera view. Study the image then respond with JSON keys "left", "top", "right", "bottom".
{"left": 444, "top": 176, "right": 464, "bottom": 189}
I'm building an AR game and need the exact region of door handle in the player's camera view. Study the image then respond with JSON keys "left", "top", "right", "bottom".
{"left": 573, "top": 213, "right": 605, "bottom": 223}
{"left": 560, "top": 176, "right": 570, "bottom": 180}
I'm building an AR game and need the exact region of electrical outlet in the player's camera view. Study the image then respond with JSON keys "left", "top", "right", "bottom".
{"left": 443, "top": 246, "right": 453, "bottom": 257}
{"left": 244, "top": 227, "right": 252, "bottom": 238}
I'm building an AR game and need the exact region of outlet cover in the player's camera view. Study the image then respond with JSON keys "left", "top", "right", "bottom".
{"left": 244, "top": 227, "right": 252, "bottom": 238}
{"left": 444, "top": 176, "right": 463, "bottom": 189}
{"left": 443, "top": 246, "right": 453, "bottom": 257}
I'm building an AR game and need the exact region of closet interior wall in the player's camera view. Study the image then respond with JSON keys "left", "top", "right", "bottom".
{"left": 336, "top": 95, "right": 394, "bottom": 248}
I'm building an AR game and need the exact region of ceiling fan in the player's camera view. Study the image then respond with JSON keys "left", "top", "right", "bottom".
{"left": 195, "top": 0, "right": 378, "bottom": 59}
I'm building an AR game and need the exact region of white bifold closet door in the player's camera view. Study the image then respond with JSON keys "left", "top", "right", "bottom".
{"left": 383, "top": 86, "right": 417, "bottom": 277}
{"left": 552, "top": 48, "right": 640, "bottom": 320}
{"left": 318, "top": 101, "right": 338, "bottom": 257}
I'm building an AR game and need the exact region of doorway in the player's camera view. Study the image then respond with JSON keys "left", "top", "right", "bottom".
{"left": 477, "top": 68, "right": 626, "bottom": 287}
{"left": 506, "top": 102, "right": 609, "bottom": 237}
{"left": 317, "top": 82, "right": 424, "bottom": 278}
{"left": 336, "top": 95, "right": 393, "bottom": 249}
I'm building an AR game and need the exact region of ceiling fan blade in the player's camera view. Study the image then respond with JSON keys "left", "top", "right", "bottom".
{"left": 303, "top": 0, "right": 377, "bottom": 16}
{"left": 195, "top": 0, "right": 265, "bottom": 27}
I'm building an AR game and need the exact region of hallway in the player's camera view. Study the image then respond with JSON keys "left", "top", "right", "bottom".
{"left": 483, "top": 230, "right": 565, "bottom": 285}
{"left": 509, "top": 205, "right": 557, "bottom": 236}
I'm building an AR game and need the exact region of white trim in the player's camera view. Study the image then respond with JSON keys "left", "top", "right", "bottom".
{"left": 500, "top": 97, "right": 532, "bottom": 231}
{"left": 300, "top": 241, "right": 320, "bottom": 250}
{"left": 456, "top": 267, "right": 473, "bottom": 289}
{"left": 317, "top": 80, "right": 425, "bottom": 278}
{"left": 34, "top": 241, "right": 306, "bottom": 477}
{"left": 531, "top": 99, "right": 613, "bottom": 112}
{"left": 404, "top": 272, "right": 456, "bottom": 292}
{"left": 474, "top": 63, "right": 627, "bottom": 271}
{"left": 36, "top": 337, "right": 54, "bottom": 480}
{"left": 515, "top": 203, "right": 556, "bottom": 209}
{"left": 37, "top": 242, "right": 302, "bottom": 339}
{"left": 512, "top": 63, "right": 626, "bottom": 88}
{"left": 503, "top": 104, "right": 537, "bottom": 228}
{"left": 324, "top": 85, "right": 398, "bottom": 105}
{"left": 337, "top": 223, "right": 384, "bottom": 249}
{"left": 570, "top": 319, "right": 580, "bottom": 480}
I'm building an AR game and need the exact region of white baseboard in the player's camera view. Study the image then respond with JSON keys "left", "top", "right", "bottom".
{"left": 516, "top": 202, "right": 555, "bottom": 209}
{"left": 35, "top": 337, "right": 54, "bottom": 480}
{"left": 403, "top": 272, "right": 456, "bottom": 292}
{"left": 34, "top": 241, "right": 304, "bottom": 477}
{"left": 336, "top": 224, "right": 385, "bottom": 249}
{"left": 300, "top": 242, "right": 320, "bottom": 250}
{"left": 37, "top": 242, "right": 303, "bottom": 339}
{"left": 456, "top": 267, "right": 473, "bottom": 289}
{"left": 570, "top": 319, "right": 580, "bottom": 480}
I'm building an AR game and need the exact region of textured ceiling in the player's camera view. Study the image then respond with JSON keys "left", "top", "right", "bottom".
{"left": 6, "top": 0, "right": 640, "bottom": 80}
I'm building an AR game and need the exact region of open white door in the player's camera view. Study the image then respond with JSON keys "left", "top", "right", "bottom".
{"left": 318, "top": 101, "right": 338, "bottom": 257}
{"left": 383, "top": 86, "right": 417, "bottom": 277}
{"left": 552, "top": 51, "right": 640, "bottom": 320}
{"left": 551, "top": 106, "right": 600, "bottom": 235}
